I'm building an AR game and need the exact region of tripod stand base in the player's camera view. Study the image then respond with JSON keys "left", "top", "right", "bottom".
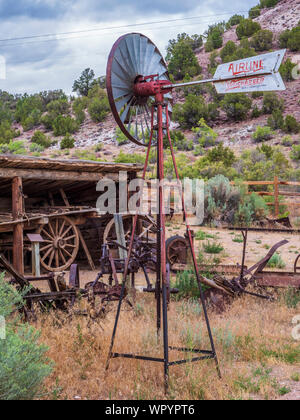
{"left": 105, "top": 96, "right": 221, "bottom": 392}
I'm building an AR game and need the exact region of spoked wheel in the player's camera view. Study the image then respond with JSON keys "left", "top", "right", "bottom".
{"left": 39, "top": 216, "right": 80, "bottom": 272}
{"left": 103, "top": 215, "right": 157, "bottom": 254}
{"left": 294, "top": 254, "right": 300, "bottom": 273}
{"left": 166, "top": 235, "right": 188, "bottom": 266}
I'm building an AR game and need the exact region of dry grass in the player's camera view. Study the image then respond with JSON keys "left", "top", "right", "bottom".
{"left": 35, "top": 292, "right": 300, "bottom": 400}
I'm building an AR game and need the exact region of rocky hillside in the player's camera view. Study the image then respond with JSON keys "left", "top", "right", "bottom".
{"left": 1, "top": 0, "right": 300, "bottom": 164}
{"left": 72, "top": 0, "right": 300, "bottom": 159}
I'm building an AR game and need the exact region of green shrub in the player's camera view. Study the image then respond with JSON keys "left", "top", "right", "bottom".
{"left": 279, "top": 25, "right": 300, "bottom": 51}
{"left": 235, "top": 193, "right": 268, "bottom": 226}
{"left": 283, "top": 115, "right": 300, "bottom": 134}
{"left": 204, "top": 175, "right": 241, "bottom": 223}
{"left": 232, "top": 235, "right": 244, "bottom": 243}
{"left": 46, "top": 98, "right": 70, "bottom": 116}
{"left": 0, "top": 273, "right": 52, "bottom": 400}
{"left": 220, "top": 41, "right": 237, "bottom": 62}
{"left": 182, "top": 74, "right": 207, "bottom": 97}
{"left": 266, "top": 253, "right": 286, "bottom": 269}
{"left": 22, "top": 109, "right": 42, "bottom": 131}
{"left": 205, "top": 30, "right": 223, "bottom": 52}
{"left": 290, "top": 145, "right": 300, "bottom": 160}
{"left": 60, "top": 133, "right": 75, "bottom": 149}
{"left": 251, "top": 105, "right": 261, "bottom": 119}
{"left": 249, "top": 6, "right": 261, "bottom": 19}
{"left": 173, "top": 269, "right": 201, "bottom": 300}
{"left": 0, "top": 140, "right": 26, "bottom": 155}
{"left": 195, "top": 231, "right": 216, "bottom": 241}
{"left": 203, "top": 241, "right": 224, "bottom": 254}
{"left": 279, "top": 29, "right": 291, "bottom": 48}
{"left": 114, "top": 151, "right": 145, "bottom": 164}
{"left": 287, "top": 26, "right": 300, "bottom": 52}
{"left": 0, "top": 121, "right": 20, "bottom": 144}
{"left": 41, "top": 112, "right": 56, "bottom": 130}
{"left": 267, "top": 109, "right": 284, "bottom": 130}
{"left": 52, "top": 115, "right": 79, "bottom": 136}
{"left": 166, "top": 33, "right": 203, "bottom": 59}
{"left": 280, "top": 59, "right": 298, "bottom": 82}
{"left": 252, "top": 126, "right": 274, "bottom": 143}
{"left": 193, "top": 145, "right": 204, "bottom": 157}
{"left": 236, "top": 19, "right": 261, "bottom": 39}
{"left": 250, "top": 29, "right": 273, "bottom": 51}
{"left": 39, "top": 89, "right": 67, "bottom": 106}
{"left": 31, "top": 130, "right": 53, "bottom": 148}
{"left": 221, "top": 93, "right": 252, "bottom": 121}
{"left": 115, "top": 127, "right": 130, "bottom": 146}
{"left": 262, "top": 92, "right": 284, "bottom": 114}
{"left": 30, "top": 143, "right": 44, "bottom": 153}
{"left": 73, "top": 97, "right": 88, "bottom": 124}
{"left": 15, "top": 95, "right": 44, "bottom": 125}
{"left": 168, "top": 38, "right": 202, "bottom": 80}
{"left": 88, "top": 96, "right": 110, "bottom": 123}
{"left": 205, "top": 143, "right": 236, "bottom": 167}
{"left": 260, "top": 0, "right": 279, "bottom": 7}
{"left": 167, "top": 130, "right": 194, "bottom": 151}
{"left": 192, "top": 118, "right": 218, "bottom": 148}
{"left": 238, "top": 147, "right": 289, "bottom": 181}
{"left": 227, "top": 14, "right": 244, "bottom": 28}
{"left": 221, "top": 38, "right": 257, "bottom": 63}
{"left": 284, "top": 288, "right": 300, "bottom": 309}
{"left": 173, "top": 94, "right": 219, "bottom": 128}
{"left": 281, "top": 135, "right": 293, "bottom": 147}
{"left": 204, "top": 22, "right": 225, "bottom": 52}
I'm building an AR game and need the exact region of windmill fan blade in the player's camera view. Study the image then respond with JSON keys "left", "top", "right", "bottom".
{"left": 107, "top": 33, "right": 172, "bottom": 147}
{"left": 115, "top": 93, "right": 133, "bottom": 113}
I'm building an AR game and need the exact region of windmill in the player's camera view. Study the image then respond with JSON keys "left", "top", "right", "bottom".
{"left": 105, "top": 32, "right": 286, "bottom": 391}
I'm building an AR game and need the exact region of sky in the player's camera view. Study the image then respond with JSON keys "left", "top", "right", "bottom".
{"left": 0, "top": 0, "right": 259, "bottom": 95}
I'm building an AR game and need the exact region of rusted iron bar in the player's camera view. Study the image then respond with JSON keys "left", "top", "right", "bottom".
{"left": 255, "top": 271, "right": 300, "bottom": 288}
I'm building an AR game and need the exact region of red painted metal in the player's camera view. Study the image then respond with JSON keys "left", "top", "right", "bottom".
{"left": 133, "top": 78, "right": 172, "bottom": 97}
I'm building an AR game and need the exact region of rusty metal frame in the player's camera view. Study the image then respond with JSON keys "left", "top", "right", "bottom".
{"left": 105, "top": 92, "right": 221, "bottom": 392}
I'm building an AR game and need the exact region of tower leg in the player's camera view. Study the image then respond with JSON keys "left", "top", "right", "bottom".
{"left": 165, "top": 105, "right": 221, "bottom": 379}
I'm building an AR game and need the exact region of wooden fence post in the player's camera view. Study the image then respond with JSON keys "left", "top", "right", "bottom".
{"left": 274, "top": 176, "right": 279, "bottom": 218}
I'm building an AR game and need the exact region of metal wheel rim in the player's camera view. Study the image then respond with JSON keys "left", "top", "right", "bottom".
{"left": 166, "top": 237, "right": 188, "bottom": 265}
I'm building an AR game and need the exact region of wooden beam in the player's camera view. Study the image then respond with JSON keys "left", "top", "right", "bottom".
{"left": 0, "top": 217, "right": 49, "bottom": 233}
{"left": 12, "top": 177, "right": 24, "bottom": 275}
{"left": 0, "top": 168, "right": 121, "bottom": 182}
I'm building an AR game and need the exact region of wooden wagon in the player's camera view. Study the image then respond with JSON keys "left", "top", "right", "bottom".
{"left": 0, "top": 155, "right": 143, "bottom": 275}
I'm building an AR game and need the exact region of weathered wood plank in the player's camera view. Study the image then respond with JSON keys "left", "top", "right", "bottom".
{"left": 0, "top": 168, "right": 121, "bottom": 182}
{"left": 12, "top": 177, "right": 24, "bottom": 275}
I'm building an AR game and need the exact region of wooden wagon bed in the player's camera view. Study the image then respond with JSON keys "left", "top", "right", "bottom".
{"left": 0, "top": 154, "right": 142, "bottom": 275}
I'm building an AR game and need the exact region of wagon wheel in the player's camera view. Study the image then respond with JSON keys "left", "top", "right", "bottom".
{"left": 39, "top": 216, "right": 80, "bottom": 272}
{"left": 103, "top": 215, "right": 157, "bottom": 246}
{"left": 294, "top": 254, "right": 300, "bottom": 273}
{"left": 166, "top": 235, "right": 188, "bottom": 266}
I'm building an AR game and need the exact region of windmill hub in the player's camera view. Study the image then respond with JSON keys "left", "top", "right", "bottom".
{"left": 133, "top": 75, "right": 172, "bottom": 98}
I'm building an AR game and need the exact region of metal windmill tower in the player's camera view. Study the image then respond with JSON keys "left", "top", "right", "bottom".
{"left": 105, "top": 32, "right": 286, "bottom": 391}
